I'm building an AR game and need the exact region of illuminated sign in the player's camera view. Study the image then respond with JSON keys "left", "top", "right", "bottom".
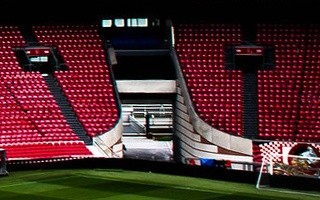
{"left": 25, "top": 47, "right": 51, "bottom": 63}
{"left": 235, "top": 46, "right": 264, "bottom": 56}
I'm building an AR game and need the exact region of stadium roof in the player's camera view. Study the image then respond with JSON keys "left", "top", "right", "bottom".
{"left": 0, "top": 0, "right": 319, "bottom": 23}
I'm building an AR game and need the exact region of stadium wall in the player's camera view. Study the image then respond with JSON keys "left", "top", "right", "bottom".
{"left": 171, "top": 48, "right": 253, "bottom": 166}
{"left": 93, "top": 119, "right": 124, "bottom": 158}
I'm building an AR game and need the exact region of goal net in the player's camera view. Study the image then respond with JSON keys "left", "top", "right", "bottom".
{"left": 256, "top": 152, "right": 320, "bottom": 190}
{"left": 0, "top": 148, "right": 8, "bottom": 176}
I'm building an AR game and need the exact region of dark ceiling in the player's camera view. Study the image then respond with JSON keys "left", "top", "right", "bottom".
{"left": 1, "top": 0, "right": 320, "bottom": 23}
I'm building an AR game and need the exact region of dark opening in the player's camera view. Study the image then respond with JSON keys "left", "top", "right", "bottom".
{"left": 235, "top": 55, "right": 264, "bottom": 73}
{"left": 112, "top": 54, "right": 176, "bottom": 80}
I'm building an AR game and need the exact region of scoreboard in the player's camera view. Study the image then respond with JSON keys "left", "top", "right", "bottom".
{"left": 235, "top": 46, "right": 264, "bottom": 56}
{"left": 234, "top": 45, "right": 265, "bottom": 71}
{"left": 25, "top": 47, "right": 51, "bottom": 63}
{"left": 225, "top": 45, "right": 275, "bottom": 71}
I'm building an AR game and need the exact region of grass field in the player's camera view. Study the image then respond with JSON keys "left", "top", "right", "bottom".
{"left": 0, "top": 168, "right": 319, "bottom": 200}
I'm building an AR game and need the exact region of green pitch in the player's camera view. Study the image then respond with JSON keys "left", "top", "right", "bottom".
{"left": 0, "top": 169, "right": 319, "bottom": 199}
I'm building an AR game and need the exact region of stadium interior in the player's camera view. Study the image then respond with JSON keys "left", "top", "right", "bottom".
{"left": 0, "top": 0, "right": 319, "bottom": 191}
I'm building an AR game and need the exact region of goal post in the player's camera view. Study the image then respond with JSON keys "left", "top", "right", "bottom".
{"left": 256, "top": 157, "right": 271, "bottom": 189}
{"left": 256, "top": 153, "right": 320, "bottom": 190}
{"left": 0, "top": 148, "right": 8, "bottom": 176}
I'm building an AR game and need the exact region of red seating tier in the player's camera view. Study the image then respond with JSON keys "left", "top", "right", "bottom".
{"left": 0, "top": 26, "right": 93, "bottom": 160}
{"left": 2, "top": 141, "right": 92, "bottom": 160}
{"left": 175, "top": 23, "right": 244, "bottom": 136}
{"left": 256, "top": 24, "right": 320, "bottom": 142}
{"left": 33, "top": 24, "right": 119, "bottom": 137}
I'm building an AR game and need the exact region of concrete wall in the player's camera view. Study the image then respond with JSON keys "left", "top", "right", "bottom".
{"left": 116, "top": 80, "right": 176, "bottom": 93}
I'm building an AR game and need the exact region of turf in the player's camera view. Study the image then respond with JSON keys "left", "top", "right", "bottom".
{"left": 0, "top": 169, "right": 319, "bottom": 200}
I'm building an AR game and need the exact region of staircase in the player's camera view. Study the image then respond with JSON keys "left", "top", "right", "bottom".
{"left": 19, "top": 24, "right": 39, "bottom": 45}
{"left": 263, "top": 46, "right": 276, "bottom": 70}
{"left": 224, "top": 45, "right": 236, "bottom": 70}
{"left": 242, "top": 72, "right": 258, "bottom": 139}
{"left": 43, "top": 74, "right": 92, "bottom": 145}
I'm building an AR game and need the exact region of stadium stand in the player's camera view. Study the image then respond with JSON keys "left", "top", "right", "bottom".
{"left": 256, "top": 24, "right": 305, "bottom": 141}
{"left": 298, "top": 25, "right": 320, "bottom": 142}
{"left": 175, "top": 23, "right": 244, "bottom": 136}
{"left": 32, "top": 24, "right": 119, "bottom": 138}
{"left": 256, "top": 23, "right": 320, "bottom": 143}
{"left": 0, "top": 26, "right": 93, "bottom": 160}
{"left": 173, "top": 20, "right": 320, "bottom": 169}
{"left": 0, "top": 1, "right": 317, "bottom": 183}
